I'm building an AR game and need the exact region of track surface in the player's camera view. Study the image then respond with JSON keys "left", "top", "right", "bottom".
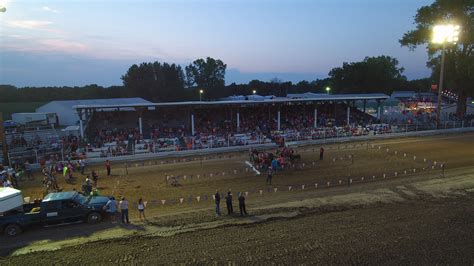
{"left": 1, "top": 133, "right": 474, "bottom": 264}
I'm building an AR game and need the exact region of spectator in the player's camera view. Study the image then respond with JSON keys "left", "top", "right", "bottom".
{"left": 82, "top": 178, "right": 92, "bottom": 195}
{"left": 119, "top": 197, "right": 130, "bottom": 224}
{"left": 266, "top": 167, "right": 273, "bottom": 185}
{"left": 105, "top": 160, "right": 111, "bottom": 176}
{"left": 225, "top": 191, "right": 233, "bottom": 215}
{"left": 215, "top": 190, "right": 221, "bottom": 217}
{"left": 103, "top": 197, "right": 117, "bottom": 223}
{"left": 25, "top": 161, "right": 33, "bottom": 180}
{"left": 138, "top": 198, "right": 146, "bottom": 221}
{"left": 79, "top": 159, "right": 86, "bottom": 175}
{"left": 320, "top": 147, "right": 325, "bottom": 160}
{"left": 238, "top": 192, "right": 247, "bottom": 216}
{"left": 91, "top": 170, "right": 99, "bottom": 187}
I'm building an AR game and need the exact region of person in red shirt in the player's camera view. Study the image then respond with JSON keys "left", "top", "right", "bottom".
{"left": 105, "top": 160, "right": 111, "bottom": 176}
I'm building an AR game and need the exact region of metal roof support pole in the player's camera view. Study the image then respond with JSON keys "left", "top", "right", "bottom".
{"left": 191, "top": 113, "right": 195, "bottom": 136}
{"left": 347, "top": 106, "right": 350, "bottom": 126}
{"left": 237, "top": 111, "right": 240, "bottom": 132}
{"left": 363, "top": 99, "right": 367, "bottom": 113}
{"left": 376, "top": 100, "right": 381, "bottom": 120}
{"left": 277, "top": 109, "right": 281, "bottom": 131}
{"left": 78, "top": 108, "right": 84, "bottom": 139}
{"left": 314, "top": 108, "right": 318, "bottom": 129}
{"left": 139, "top": 117, "right": 143, "bottom": 136}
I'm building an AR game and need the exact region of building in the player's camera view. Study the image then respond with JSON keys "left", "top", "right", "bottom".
{"left": 36, "top": 98, "right": 152, "bottom": 126}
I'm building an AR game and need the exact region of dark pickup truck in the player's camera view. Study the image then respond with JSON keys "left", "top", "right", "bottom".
{"left": 0, "top": 191, "right": 110, "bottom": 237}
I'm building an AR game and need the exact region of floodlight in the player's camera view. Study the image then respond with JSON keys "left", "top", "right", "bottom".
{"left": 432, "top": 24, "right": 460, "bottom": 44}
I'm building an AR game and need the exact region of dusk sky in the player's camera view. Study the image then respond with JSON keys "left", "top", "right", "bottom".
{"left": 0, "top": 0, "right": 433, "bottom": 87}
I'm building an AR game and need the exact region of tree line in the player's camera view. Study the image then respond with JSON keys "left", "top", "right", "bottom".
{"left": 1, "top": 55, "right": 433, "bottom": 103}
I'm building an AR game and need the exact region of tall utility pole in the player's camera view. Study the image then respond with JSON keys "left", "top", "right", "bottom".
{"left": 432, "top": 24, "right": 460, "bottom": 129}
{"left": 436, "top": 44, "right": 446, "bottom": 129}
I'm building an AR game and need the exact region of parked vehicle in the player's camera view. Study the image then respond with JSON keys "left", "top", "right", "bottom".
{"left": 0, "top": 190, "right": 110, "bottom": 237}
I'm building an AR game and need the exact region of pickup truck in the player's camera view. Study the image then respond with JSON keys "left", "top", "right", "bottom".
{"left": 0, "top": 191, "right": 110, "bottom": 237}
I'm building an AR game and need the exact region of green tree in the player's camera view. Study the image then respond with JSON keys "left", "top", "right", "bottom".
{"left": 121, "top": 61, "right": 185, "bottom": 102}
{"left": 400, "top": 0, "right": 474, "bottom": 117}
{"left": 185, "top": 57, "right": 226, "bottom": 99}
{"left": 328, "top": 56, "right": 406, "bottom": 94}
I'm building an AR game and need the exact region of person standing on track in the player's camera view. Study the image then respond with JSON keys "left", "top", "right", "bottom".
{"left": 138, "top": 198, "right": 146, "bottom": 221}
{"left": 119, "top": 197, "right": 130, "bottom": 224}
{"left": 215, "top": 190, "right": 221, "bottom": 217}
{"left": 238, "top": 192, "right": 247, "bottom": 216}
{"left": 320, "top": 147, "right": 325, "bottom": 160}
{"left": 225, "top": 191, "right": 233, "bottom": 215}
{"left": 103, "top": 197, "right": 117, "bottom": 223}
{"left": 105, "top": 160, "right": 111, "bottom": 177}
{"left": 266, "top": 166, "right": 273, "bottom": 185}
{"left": 79, "top": 159, "right": 86, "bottom": 175}
{"left": 25, "top": 161, "right": 33, "bottom": 180}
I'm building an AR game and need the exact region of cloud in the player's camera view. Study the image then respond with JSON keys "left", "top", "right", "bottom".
{"left": 1, "top": 34, "right": 88, "bottom": 55}
{"left": 39, "top": 39, "right": 88, "bottom": 53}
{"left": 6, "top": 20, "right": 53, "bottom": 30}
{"left": 42, "top": 6, "right": 60, "bottom": 13}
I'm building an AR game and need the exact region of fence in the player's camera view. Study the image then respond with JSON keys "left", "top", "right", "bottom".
{"left": 110, "top": 141, "right": 445, "bottom": 208}
{"left": 6, "top": 123, "right": 474, "bottom": 168}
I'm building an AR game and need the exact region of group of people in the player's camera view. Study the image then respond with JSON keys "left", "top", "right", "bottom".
{"left": 249, "top": 147, "right": 301, "bottom": 171}
{"left": 102, "top": 197, "right": 147, "bottom": 224}
{"left": 214, "top": 190, "right": 247, "bottom": 217}
{"left": 1, "top": 164, "right": 23, "bottom": 188}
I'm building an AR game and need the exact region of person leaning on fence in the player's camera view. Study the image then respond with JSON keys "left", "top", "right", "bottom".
{"left": 103, "top": 197, "right": 118, "bottom": 223}
{"left": 238, "top": 192, "right": 247, "bottom": 216}
{"left": 215, "top": 190, "right": 221, "bottom": 217}
{"left": 225, "top": 191, "right": 233, "bottom": 215}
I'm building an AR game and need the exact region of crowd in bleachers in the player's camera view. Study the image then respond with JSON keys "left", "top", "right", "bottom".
{"left": 82, "top": 104, "right": 382, "bottom": 154}
{"left": 5, "top": 102, "right": 473, "bottom": 164}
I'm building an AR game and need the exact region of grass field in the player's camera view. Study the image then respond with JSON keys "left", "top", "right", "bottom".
{"left": 0, "top": 102, "right": 46, "bottom": 120}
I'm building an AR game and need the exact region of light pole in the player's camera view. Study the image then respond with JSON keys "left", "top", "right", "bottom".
{"left": 432, "top": 24, "right": 460, "bottom": 129}
{"left": 325, "top": 87, "right": 331, "bottom": 95}
{"left": 199, "top": 89, "right": 204, "bottom": 101}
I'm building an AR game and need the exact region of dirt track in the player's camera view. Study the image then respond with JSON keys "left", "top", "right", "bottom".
{"left": 1, "top": 132, "right": 474, "bottom": 264}
{"left": 2, "top": 192, "right": 473, "bottom": 264}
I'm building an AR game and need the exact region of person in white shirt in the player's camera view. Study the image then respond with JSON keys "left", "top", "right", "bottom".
{"left": 119, "top": 197, "right": 130, "bottom": 224}
{"left": 138, "top": 198, "right": 146, "bottom": 222}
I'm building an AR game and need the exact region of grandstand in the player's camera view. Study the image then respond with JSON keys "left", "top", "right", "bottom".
{"left": 71, "top": 93, "right": 387, "bottom": 157}
{"left": 3, "top": 92, "right": 474, "bottom": 168}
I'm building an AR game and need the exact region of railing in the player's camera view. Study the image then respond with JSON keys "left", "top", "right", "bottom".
{"left": 5, "top": 119, "right": 474, "bottom": 166}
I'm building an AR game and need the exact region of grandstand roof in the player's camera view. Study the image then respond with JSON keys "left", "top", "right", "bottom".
{"left": 37, "top": 98, "right": 152, "bottom": 126}
{"left": 40, "top": 97, "right": 152, "bottom": 107}
{"left": 73, "top": 93, "right": 389, "bottom": 110}
{"left": 391, "top": 91, "right": 416, "bottom": 98}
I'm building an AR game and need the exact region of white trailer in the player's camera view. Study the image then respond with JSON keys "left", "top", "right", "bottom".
{"left": 0, "top": 187, "right": 24, "bottom": 214}
{"left": 11, "top": 112, "right": 57, "bottom": 125}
